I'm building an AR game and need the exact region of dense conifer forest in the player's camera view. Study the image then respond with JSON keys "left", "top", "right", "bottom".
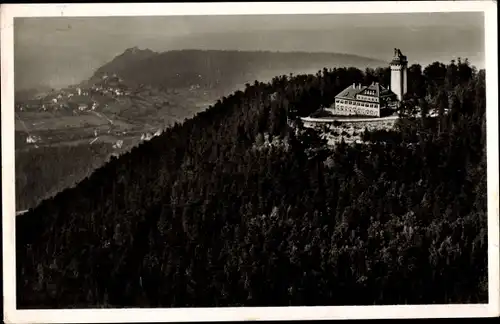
{"left": 15, "top": 143, "right": 113, "bottom": 211}
{"left": 16, "top": 58, "right": 488, "bottom": 308}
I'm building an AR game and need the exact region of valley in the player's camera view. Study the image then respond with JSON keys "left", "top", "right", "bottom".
{"left": 15, "top": 49, "right": 385, "bottom": 211}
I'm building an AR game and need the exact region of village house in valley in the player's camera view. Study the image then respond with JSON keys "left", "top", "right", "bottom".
{"left": 327, "top": 48, "right": 408, "bottom": 118}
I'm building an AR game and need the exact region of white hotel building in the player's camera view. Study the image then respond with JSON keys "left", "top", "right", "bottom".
{"left": 326, "top": 48, "right": 408, "bottom": 118}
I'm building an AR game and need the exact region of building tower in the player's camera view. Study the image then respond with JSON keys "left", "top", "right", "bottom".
{"left": 390, "top": 48, "right": 408, "bottom": 101}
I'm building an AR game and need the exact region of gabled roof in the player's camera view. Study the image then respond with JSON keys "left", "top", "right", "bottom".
{"left": 379, "top": 86, "right": 395, "bottom": 98}
{"left": 335, "top": 84, "right": 361, "bottom": 99}
{"left": 363, "top": 83, "right": 381, "bottom": 97}
{"left": 365, "top": 82, "right": 395, "bottom": 97}
{"left": 335, "top": 82, "right": 397, "bottom": 100}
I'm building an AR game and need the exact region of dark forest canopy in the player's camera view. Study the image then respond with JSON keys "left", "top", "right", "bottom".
{"left": 15, "top": 143, "right": 113, "bottom": 211}
{"left": 16, "top": 58, "right": 487, "bottom": 308}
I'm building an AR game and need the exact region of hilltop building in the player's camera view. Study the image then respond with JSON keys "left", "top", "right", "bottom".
{"left": 327, "top": 48, "right": 408, "bottom": 118}
{"left": 329, "top": 82, "right": 398, "bottom": 117}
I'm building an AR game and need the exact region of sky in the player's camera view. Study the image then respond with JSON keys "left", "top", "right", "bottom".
{"left": 14, "top": 12, "right": 485, "bottom": 90}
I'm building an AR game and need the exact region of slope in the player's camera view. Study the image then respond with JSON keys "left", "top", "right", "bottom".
{"left": 14, "top": 49, "right": 385, "bottom": 211}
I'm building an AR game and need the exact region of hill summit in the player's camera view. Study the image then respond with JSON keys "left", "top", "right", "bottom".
{"left": 92, "top": 47, "right": 159, "bottom": 81}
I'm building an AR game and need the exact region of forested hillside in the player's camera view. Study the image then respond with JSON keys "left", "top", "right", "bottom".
{"left": 16, "top": 58, "right": 487, "bottom": 308}
{"left": 15, "top": 143, "right": 114, "bottom": 211}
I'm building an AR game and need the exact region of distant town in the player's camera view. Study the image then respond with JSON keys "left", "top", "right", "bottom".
{"left": 16, "top": 74, "right": 129, "bottom": 113}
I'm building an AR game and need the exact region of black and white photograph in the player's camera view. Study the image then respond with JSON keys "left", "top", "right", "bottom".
{"left": 2, "top": 2, "right": 499, "bottom": 322}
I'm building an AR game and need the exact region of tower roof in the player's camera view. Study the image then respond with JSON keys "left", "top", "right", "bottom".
{"left": 390, "top": 48, "right": 407, "bottom": 65}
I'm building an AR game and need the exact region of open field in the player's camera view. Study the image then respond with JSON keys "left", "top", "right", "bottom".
{"left": 14, "top": 90, "right": 218, "bottom": 211}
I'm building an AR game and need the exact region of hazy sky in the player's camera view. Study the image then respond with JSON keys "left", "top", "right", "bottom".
{"left": 14, "top": 12, "right": 485, "bottom": 90}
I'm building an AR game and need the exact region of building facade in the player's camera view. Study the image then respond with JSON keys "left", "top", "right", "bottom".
{"left": 327, "top": 48, "right": 407, "bottom": 118}
{"left": 327, "top": 82, "right": 398, "bottom": 117}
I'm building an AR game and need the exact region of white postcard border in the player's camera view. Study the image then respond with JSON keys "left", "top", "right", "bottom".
{"left": 2, "top": 2, "right": 498, "bottom": 323}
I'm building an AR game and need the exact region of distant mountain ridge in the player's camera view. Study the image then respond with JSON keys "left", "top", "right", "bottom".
{"left": 16, "top": 48, "right": 385, "bottom": 105}
{"left": 91, "top": 47, "right": 159, "bottom": 80}
{"left": 89, "top": 48, "right": 386, "bottom": 93}
{"left": 16, "top": 48, "right": 386, "bottom": 120}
